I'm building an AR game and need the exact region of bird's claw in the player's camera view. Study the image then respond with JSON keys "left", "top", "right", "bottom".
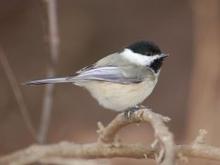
{"left": 124, "top": 105, "right": 140, "bottom": 119}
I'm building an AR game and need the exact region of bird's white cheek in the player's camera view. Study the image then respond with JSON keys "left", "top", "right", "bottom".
{"left": 121, "top": 49, "right": 154, "bottom": 66}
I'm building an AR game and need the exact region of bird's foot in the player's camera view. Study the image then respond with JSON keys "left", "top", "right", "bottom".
{"left": 124, "top": 105, "right": 141, "bottom": 119}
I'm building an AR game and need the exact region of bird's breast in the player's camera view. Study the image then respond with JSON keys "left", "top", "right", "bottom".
{"left": 82, "top": 77, "right": 158, "bottom": 111}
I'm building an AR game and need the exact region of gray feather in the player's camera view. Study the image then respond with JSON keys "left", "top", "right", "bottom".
{"left": 25, "top": 77, "right": 71, "bottom": 85}
{"left": 69, "top": 66, "right": 143, "bottom": 84}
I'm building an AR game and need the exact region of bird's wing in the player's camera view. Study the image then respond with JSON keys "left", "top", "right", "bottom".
{"left": 76, "top": 64, "right": 95, "bottom": 74}
{"left": 76, "top": 52, "right": 120, "bottom": 74}
{"left": 70, "top": 66, "right": 142, "bottom": 84}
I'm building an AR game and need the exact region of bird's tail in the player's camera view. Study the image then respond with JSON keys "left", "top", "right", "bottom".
{"left": 24, "top": 77, "right": 72, "bottom": 85}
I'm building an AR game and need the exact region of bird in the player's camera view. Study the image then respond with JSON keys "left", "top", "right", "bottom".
{"left": 25, "top": 41, "right": 168, "bottom": 115}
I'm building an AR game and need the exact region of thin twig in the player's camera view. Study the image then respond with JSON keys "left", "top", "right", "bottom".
{"left": 193, "top": 129, "right": 208, "bottom": 145}
{"left": 97, "top": 108, "right": 175, "bottom": 165}
{"left": 0, "top": 46, "right": 36, "bottom": 140}
{"left": 37, "top": 0, "right": 60, "bottom": 143}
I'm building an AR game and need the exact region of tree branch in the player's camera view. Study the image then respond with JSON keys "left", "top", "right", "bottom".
{"left": 97, "top": 107, "right": 175, "bottom": 164}
{"left": 0, "top": 108, "right": 175, "bottom": 165}
{"left": 38, "top": 0, "right": 60, "bottom": 144}
{"left": 97, "top": 108, "right": 170, "bottom": 143}
{"left": 0, "top": 46, "right": 36, "bottom": 140}
{"left": 1, "top": 109, "right": 220, "bottom": 165}
{"left": 1, "top": 142, "right": 220, "bottom": 165}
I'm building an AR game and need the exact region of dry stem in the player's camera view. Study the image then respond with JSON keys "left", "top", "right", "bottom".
{"left": 38, "top": 0, "right": 60, "bottom": 143}
{"left": 1, "top": 109, "right": 220, "bottom": 165}
{"left": 0, "top": 47, "right": 36, "bottom": 140}
{"left": 1, "top": 142, "right": 220, "bottom": 165}
{"left": 97, "top": 108, "right": 175, "bottom": 165}
{"left": 1, "top": 108, "right": 175, "bottom": 165}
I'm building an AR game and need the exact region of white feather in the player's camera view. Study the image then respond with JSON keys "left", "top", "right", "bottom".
{"left": 83, "top": 76, "right": 157, "bottom": 111}
{"left": 121, "top": 48, "right": 161, "bottom": 66}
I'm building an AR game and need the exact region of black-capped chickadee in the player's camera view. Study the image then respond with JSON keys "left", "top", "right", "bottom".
{"left": 26, "top": 41, "right": 168, "bottom": 113}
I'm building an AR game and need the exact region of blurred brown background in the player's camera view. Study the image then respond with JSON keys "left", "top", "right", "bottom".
{"left": 0, "top": 0, "right": 219, "bottom": 164}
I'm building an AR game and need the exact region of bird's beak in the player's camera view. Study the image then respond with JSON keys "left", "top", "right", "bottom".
{"left": 160, "top": 53, "right": 169, "bottom": 59}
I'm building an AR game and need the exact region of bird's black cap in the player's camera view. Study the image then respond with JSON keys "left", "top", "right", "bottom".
{"left": 127, "top": 41, "right": 161, "bottom": 56}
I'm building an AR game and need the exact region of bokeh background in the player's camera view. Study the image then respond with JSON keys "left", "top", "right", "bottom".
{"left": 0, "top": 0, "right": 220, "bottom": 164}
